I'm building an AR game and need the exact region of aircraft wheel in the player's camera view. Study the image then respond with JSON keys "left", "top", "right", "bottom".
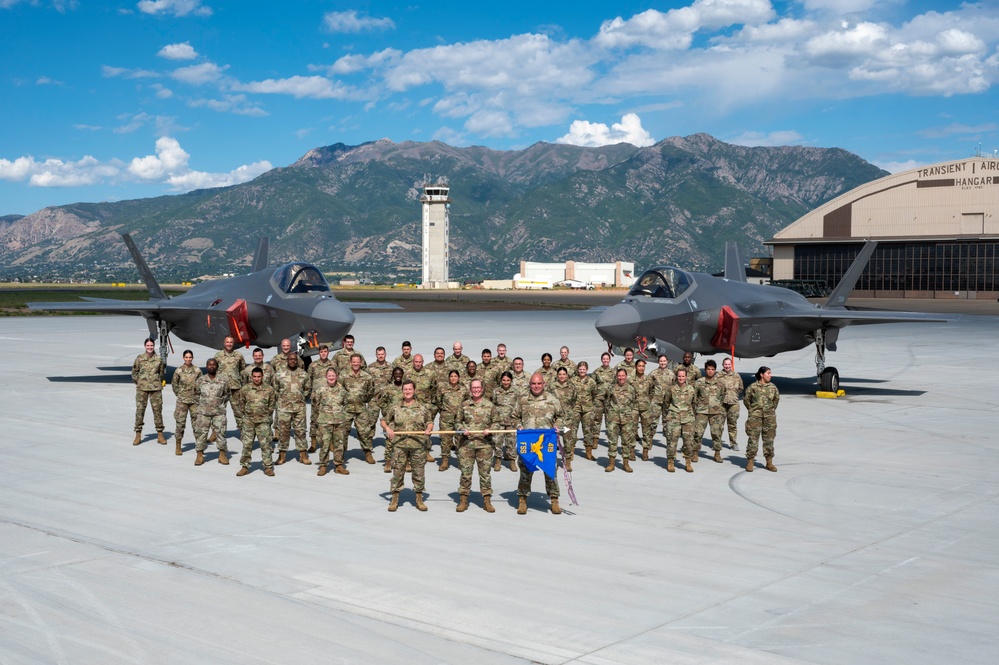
{"left": 820, "top": 367, "right": 839, "bottom": 393}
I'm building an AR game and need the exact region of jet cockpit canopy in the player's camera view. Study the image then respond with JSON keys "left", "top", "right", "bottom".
{"left": 629, "top": 267, "right": 693, "bottom": 299}
{"left": 272, "top": 263, "right": 331, "bottom": 295}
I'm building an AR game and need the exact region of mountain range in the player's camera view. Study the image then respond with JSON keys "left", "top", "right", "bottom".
{"left": 0, "top": 133, "right": 887, "bottom": 282}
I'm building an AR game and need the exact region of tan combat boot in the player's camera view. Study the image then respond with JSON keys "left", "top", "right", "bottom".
{"left": 236, "top": 467, "right": 249, "bottom": 477}
{"left": 667, "top": 458, "right": 675, "bottom": 473}
{"left": 482, "top": 496, "right": 495, "bottom": 513}
{"left": 685, "top": 457, "right": 693, "bottom": 473}
{"left": 218, "top": 450, "right": 229, "bottom": 465}
{"left": 622, "top": 458, "right": 633, "bottom": 473}
{"left": 384, "top": 460, "right": 392, "bottom": 473}
{"left": 317, "top": 465, "right": 327, "bottom": 477}
{"left": 335, "top": 464, "right": 349, "bottom": 475}
{"left": 746, "top": 457, "right": 755, "bottom": 472}
{"left": 132, "top": 432, "right": 142, "bottom": 446}
{"left": 275, "top": 451, "right": 286, "bottom": 465}
{"left": 438, "top": 458, "right": 449, "bottom": 472}
{"left": 642, "top": 449, "right": 649, "bottom": 461}
{"left": 415, "top": 493, "right": 428, "bottom": 512}
{"left": 517, "top": 497, "right": 527, "bottom": 515}
{"left": 387, "top": 493, "right": 399, "bottom": 512}
{"left": 208, "top": 431, "right": 217, "bottom": 443}
{"left": 604, "top": 459, "right": 615, "bottom": 472}
{"left": 195, "top": 451, "right": 204, "bottom": 466}
{"left": 765, "top": 456, "right": 777, "bottom": 472}
{"left": 175, "top": 439, "right": 183, "bottom": 455}
{"left": 509, "top": 458, "right": 518, "bottom": 472}
{"left": 456, "top": 495, "right": 469, "bottom": 512}
{"left": 566, "top": 458, "right": 573, "bottom": 472}
{"left": 364, "top": 451, "right": 376, "bottom": 464}
{"left": 263, "top": 467, "right": 274, "bottom": 477}
{"left": 299, "top": 450, "right": 312, "bottom": 465}
{"left": 629, "top": 449, "right": 636, "bottom": 461}
{"left": 308, "top": 439, "right": 316, "bottom": 454}
{"left": 714, "top": 451, "right": 723, "bottom": 463}
{"left": 493, "top": 458, "right": 501, "bottom": 472}
{"left": 157, "top": 431, "right": 167, "bottom": 445}
{"left": 426, "top": 451, "right": 434, "bottom": 462}
{"left": 550, "top": 497, "right": 562, "bottom": 515}
{"left": 585, "top": 446, "right": 594, "bottom": 461}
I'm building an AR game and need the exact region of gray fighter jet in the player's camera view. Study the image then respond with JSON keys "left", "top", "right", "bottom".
{"left": 28, "top": 234, "right": 360, "bottom": 362}
{"left": 594, "top": 241, "right": 947, "bottom": 392}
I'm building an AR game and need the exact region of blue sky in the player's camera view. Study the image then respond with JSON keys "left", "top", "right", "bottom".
{"left": 2, "top": 0, "right": 997, "bottom": 215}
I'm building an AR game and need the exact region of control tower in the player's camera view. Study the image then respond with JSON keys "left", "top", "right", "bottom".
{"left": 420, "top": 181, "right": 450, "bottom": 288}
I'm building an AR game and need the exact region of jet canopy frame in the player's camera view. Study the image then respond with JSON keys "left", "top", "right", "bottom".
{"left": 629, "top": 267, "right": 693, "bottom": 300}
{"left": 271, "top": 263, "right": 331, "bottom": 295}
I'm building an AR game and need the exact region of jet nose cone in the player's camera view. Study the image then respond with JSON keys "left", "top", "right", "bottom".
{"left": 595, "top": 303, "right": 641, "bottom": 345}
{"left": 311, "top": 298, "right": 355, "bottom": 337}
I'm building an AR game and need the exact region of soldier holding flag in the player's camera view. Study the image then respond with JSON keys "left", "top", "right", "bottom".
{"left": 511, "top": 372, "right": 564, "bottom": 515}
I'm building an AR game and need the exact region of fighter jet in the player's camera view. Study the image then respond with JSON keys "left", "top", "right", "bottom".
{"left": 28, "top": 234, "right": 361, "bottom": 362}
{"left": 594, "top": 240, "right": 947, "bottom": 392}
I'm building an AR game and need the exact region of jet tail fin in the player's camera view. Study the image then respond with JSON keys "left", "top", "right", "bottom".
{"left": 122, "top": 233, "right": 166, "bottom": 301}
{"left": 824, "top": 240, "right": 877, "bottom": 308}
{"left": 251, "top": 237, "right": 269, "bottom": 272}
{"left": 724, "top": 241, "right": 747, "bottom": 282}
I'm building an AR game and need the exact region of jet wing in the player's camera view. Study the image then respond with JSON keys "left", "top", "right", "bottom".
{"left": 341, "top": 301, "right": 403, "bottom": 311}
{"left": 27, "top": 298, "right": 193, "bottom": 316}
{"left": 777, "top": 309, "right": 950, "bottom": 330}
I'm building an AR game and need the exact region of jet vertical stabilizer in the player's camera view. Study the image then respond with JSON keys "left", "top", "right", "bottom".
{"left": 824, "top": 240, "right": 878, "bottom": 308}
{"left": 723, "top": 241, "right": 747, "bottom": 282}
{"left": 251, "top": 237, "right": 269, "bottom": 273}
{"left": 122, "top": 233, "right": 167, "bottom": 301}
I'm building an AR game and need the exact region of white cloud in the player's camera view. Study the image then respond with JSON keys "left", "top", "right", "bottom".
{"left": 872, "top": 159, "right": 922, "bottom": 174}
{"left": 157, "top": 42, "right": 198, "bottom": 60}
{"left": 151, "top": 83, "right": 173, "bottom": 98}
{"left": 170, "top": 62, "right": 226, "bottom": 85}
{"left": 102, "top": 65, "right": 159, "bottom": 79}
{"left": 323, "top": 10, "right": 394, "bottom": 33}
{"left": 129, "top": 137, "right": 190, "bottom": 180}
{"left": 556, "top": 113, "right": 655, "bottom": 147}
{"left": 188, "top": 94, "right": 267, "bottom": 116}
{"left": 916, "top": 122, "right": 999, "bottom": 139}
{"left": 329, "top": 48, "right": 401, "bottom": 75}
{"left": 726, "top": 130, "right": 805, "bottom": 146}
{"left": 0, "top": 155, "right": 121, "bottom": 187}
{"left": 165, "top": 160, "right": 271, "bottom": 190}
{"left": 136, "top": 0, "right": 211, "bottom": 17}
{"left": 595, "top": 0, "right": 776, "bottom": 50}
{"left": 234, "top": 75, "right": 352, "bottom": 99}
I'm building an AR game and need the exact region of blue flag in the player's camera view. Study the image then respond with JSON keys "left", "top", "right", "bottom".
{"left": 516, "top": 428, "right": 558, "bottom": 479}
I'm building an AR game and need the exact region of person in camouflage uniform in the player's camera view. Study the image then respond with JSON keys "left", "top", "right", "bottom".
{"left": 509, "top": 357, "right": 529, "bottom": 393}
{"left": 444, "top": 341, "right": 469, "bottom": 375}
{"left": 552, "top": 346, "right": 577, "bottom": 378}
{"left": 333, "top": 334, "right": 366, "bottom": 375}
{"left": 492, "top": 343, "right": 512, "bottom": 375}
{"left": 615, "top": 348, "right": 637, "bottom": 379}
{"left": 313, "top": 368, "right": 350, "bottom": 476}
{"left": 663, "top": 367, "right": 696, "bottom": 473}
{"left": 649, "top": 355, "right": 676, "bottom": 451}
{"left": 694, "top": 360, "right": 726, "bottom": 463}
{"left": 132, "top": 337, "right": 166, "bottom": 445}
{"left": 461, "top": 360, "right": 479, "bottom": 393}
{"left": 193, "top": 358, "right": 230, "bottom": 466}
{"left": 341, "top": 354, "right": 377, "bottom": 464}
{"left": 572, "top": 361, "right": 600, "bottom": 461}
{"left": 478, "top": 348, "right": 499, "bottom": 397}
{"left": 633, "top": 359, "right": 656, "bottom": 461}
{"left": 678, "top": 351, "right": 701, "bottom": 385}
{"left": 241, "top": 347, "right": 274, "bottom": 386}
{"left": 392, "top": 340, "right": 414, "bottom": 373}
{"left": 170, "top": 349, "right": 201, "bottom": 455}
{"left": 428, "top": 347, "right": 449, "bottom": 390}
{"left": 551, "top": 367, "right": 578, "bottom": 471}
{"left": 408, "top": 353, "right": 439, "bottom": 465}
{"left": 381, "top": 380, "right": 434, "bottom": 511}
{"left": 213, "top": 335, "right": 246, "bottom": 431}
{"left": 592, "top": 352, "right": 616, "bottom": 449}
{"left": 490, "top": 371, "right": 521, "bottom": 472}
{"left": 366, "top": 346, "right": 393, "bottom": 394}
{"left": 270, "top": 339, "right": 293, "bottom": 374}
{"left": 307, "top": 345, "right": 335, "bottom": 452}
{"left": 436, "top": 369, "right": 468, "bottom": 471}
{"left": 533, "top": 352, "right": 556, "bottom": 388}
{"left": 455, "top": 379, "right": 500, "bottom": 513}
{"left": 511, "top": 373, "right": 564, "bottom": 515}
{"left": 603, "top": 368, "right": 638, "bottom": 473}
{"left": 237, "top": 367, "right": 277, "bottom": 477}
{"left": 744, "top": 366, "right": 779, "bottom": 472}
{"left": 377, "top": 368, "right": 406, "bottom": 472}
{"left": 273, "top": 353, "right": 312, "bottom": 465}
{"left": 718, "top": 357, "right": 744, "bottom": 451}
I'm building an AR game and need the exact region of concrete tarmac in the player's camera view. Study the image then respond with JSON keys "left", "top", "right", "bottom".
{"left": 1, "top": 310, "right": 997, "bottom": 664}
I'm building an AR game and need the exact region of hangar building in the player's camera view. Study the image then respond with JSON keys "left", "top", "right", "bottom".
{"left": 767, "top": 157, "right": 999, "bottom": 299}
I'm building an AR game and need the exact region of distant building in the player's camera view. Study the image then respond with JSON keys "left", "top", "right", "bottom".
{"left": 768, "top": 157, "right": 999, "bottom": 299}
{"left": 518, "top": 260, "right": 635, "bottom": 287}
{"left": 420, "top": 182, "right": 451, "bottom": 289}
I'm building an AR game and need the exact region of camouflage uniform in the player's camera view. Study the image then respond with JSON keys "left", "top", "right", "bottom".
{"left": 384, "top": 400, "right": 433, "bottom": 495}
{"left": 478, "top": 361, "right": 500, "bottom": 397}
{"left": 491, "top": 384, "right": 522, "bottom": 462}
{"left": 615, "top": 359, "right": 636, "bottom": 380}
{"left": 571, "top": 373, "right": 600, "bottom": 452}
{"left": 511, "top": 391, "right": 564, "bottom": 499}
{"left": 632, "top": 372, "right": 656, "bottom": 454}
{"left": 273, "top": 364, "right": 311, "bottom": 453}
{"left": 392, "top": 354, "right": 414, "bottom": 374}
{"left": 444, "top": 353, "right": 470, "bottom": 375}
{"left": 238, "top": 381, "right": 277, "bottom": 470}
{"left": 341, "top": 368, "right": 376, "bottom": 453}
{"left": 132, "top": 352, "right": 165, "bottom": 434}
{"left": 312, "top": 382, "right": 349, "bottom": 469}
{"left": 718, "top": 368, "right": 744, "bottom": 449}
{"left": 193, "top": 374, "right": 230, "bottom": 453}
{"left": 510, "top": 370, "right": 529, "bottom": 394}
{"left": 333, "top": 349, "right": 366, "bottom": 375}
{"left": 170, "top": 363, "right": 201, "bottom": 442}
{"left": 678, "top": 362, "right": 701, "bottom": 385}
{"left": 378, "top": 382, "right": 405, "bottom": 461}
{"left": 533, "top": 366, "right": 557, "bottom": 390}
{"left": 552, "top": 357, "right": 577, "bottom": 378}
{"left": 408, "top": 367, "right": 439, "bottom": 427}
{"left": 306, "top": 357, "right": 335, "bottom": 445}
{"left": 649, "top": 367, "right": 676, "bottom": 443}
{"left": 550, "top": 378, "right": 578, "bottom": 462}
{"left": 603, "top": 380, "right": 638, "bottom": 462}
{"left": 269, "top": 352, "right": 290, "bottom": 374}
{"left": 492, "top": 356, "right": 512, "bottom": 375}
{"left": 744, "top": 380, "right": 779, "bottom": 460}
{"left": 695, "top": 374, "right": 726, "bottom": 453}
{"left": 241, "top": 361, "right": 274, "bottom": 386}
{"left": 213, "top": 349, "right": 246, "bottom": 429}
{"left": 592, "top": 364, "right": 617, "bottom": 444}
{"left": 437, "top": 382, "right": 469, "bottom": 459}
{"left": 456, "top": 397, "right": 499, "bottom": 498}
{"left": 663, "top": 383, "right": 696, "bottom": 461}
{"left": 366, "top": 360, "right": 394, "bottom": 393}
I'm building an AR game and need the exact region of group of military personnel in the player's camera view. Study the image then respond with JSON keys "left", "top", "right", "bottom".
{"left": 132, "top": 334, "right": 780, "bottom": 514}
